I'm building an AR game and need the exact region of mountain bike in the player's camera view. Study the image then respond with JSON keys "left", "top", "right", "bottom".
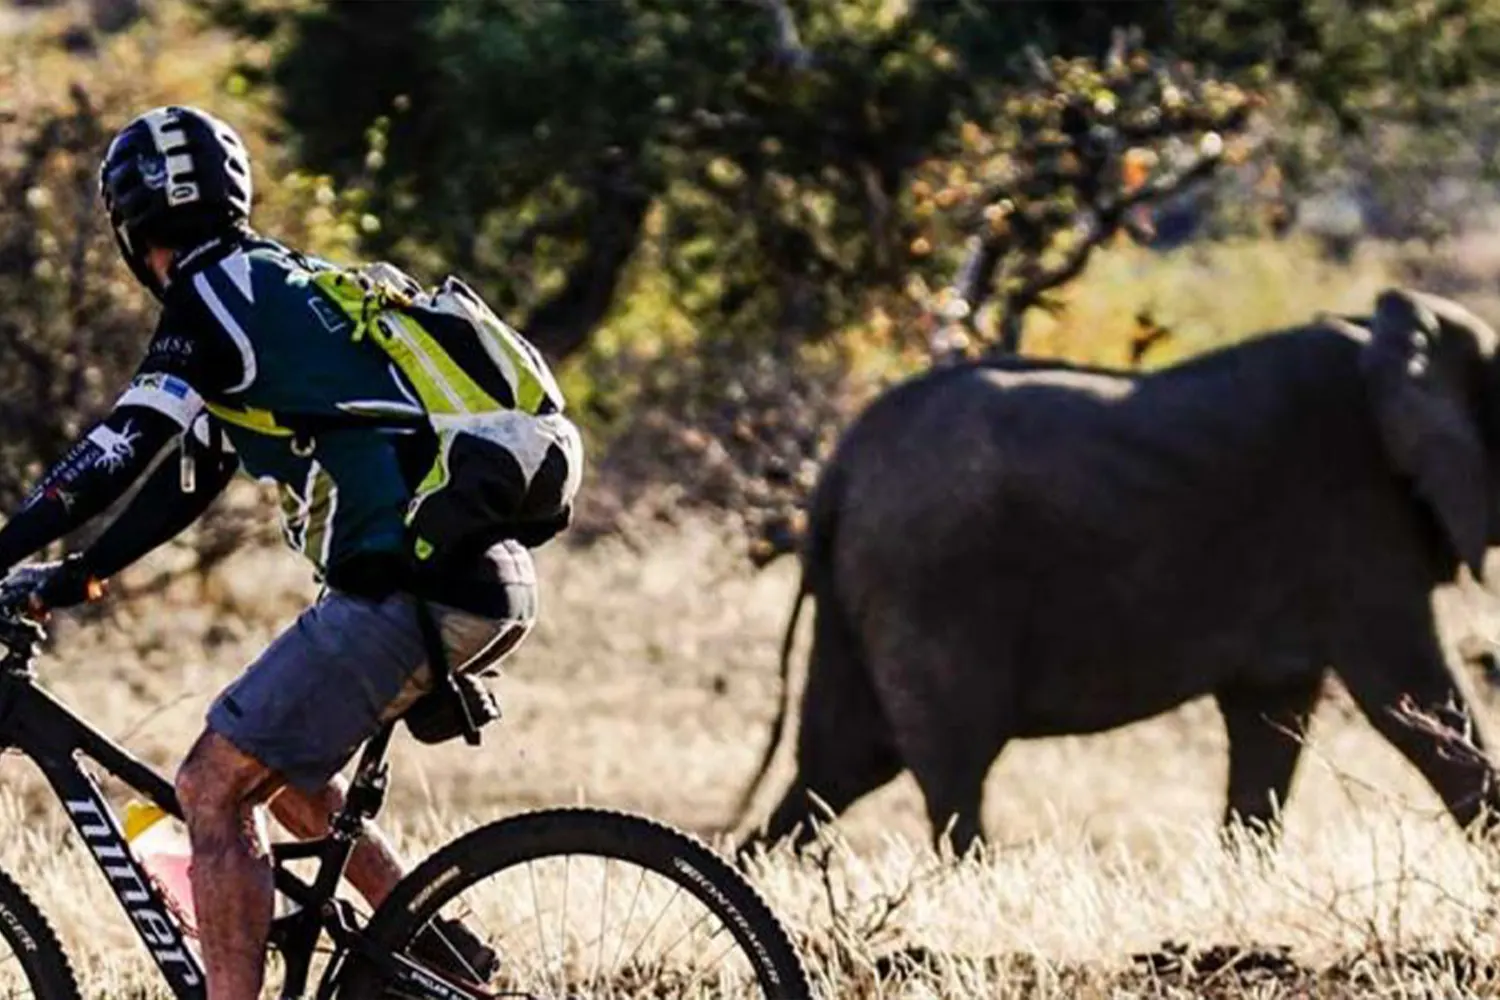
{"left": 0, "top": 602, "right": 813, "bottom": 999}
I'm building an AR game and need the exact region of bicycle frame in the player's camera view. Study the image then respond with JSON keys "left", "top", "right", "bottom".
{"left": 0, "top": 640, "right": 434, "bottom": 1000}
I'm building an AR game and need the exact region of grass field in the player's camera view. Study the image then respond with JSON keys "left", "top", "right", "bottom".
{"left": 7, "top": 516, "right": 1500, "bottom": 997}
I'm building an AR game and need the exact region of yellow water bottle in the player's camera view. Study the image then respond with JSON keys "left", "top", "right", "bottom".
{"left": 124, "top": 800, "right": 199, "bottom": 937}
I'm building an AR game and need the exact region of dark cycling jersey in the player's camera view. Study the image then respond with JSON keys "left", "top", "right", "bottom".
{"left": 0, "top": 230, "right": 504, "bottom": 607}
{"left": 0, "top": 235, "right": 248, "bottom": 578}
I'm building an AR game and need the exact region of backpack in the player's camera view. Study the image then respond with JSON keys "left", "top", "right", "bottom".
{"left": 307, "top": 261, "right": 583, "bottom": 565}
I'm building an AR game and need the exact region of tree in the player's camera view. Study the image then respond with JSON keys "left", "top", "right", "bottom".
{"left": 203, "top": 0, "right": 1500, "bottom": 563}
{"left": 908, "top": 30, "right": 1257, "bottom": 358}
{"left": 207, "top": 0, "right": 1172, "bottom": 363}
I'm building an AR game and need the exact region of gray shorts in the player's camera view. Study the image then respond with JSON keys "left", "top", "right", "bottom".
{"left": 207, "top": 584, "right": 534, "bottom": 791}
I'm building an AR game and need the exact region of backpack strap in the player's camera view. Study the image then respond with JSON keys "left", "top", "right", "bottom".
{"left": 412, "top": 597, "right": 484, "bottom": 747}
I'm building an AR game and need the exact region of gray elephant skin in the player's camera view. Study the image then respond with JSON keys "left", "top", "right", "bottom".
{"left": 733, "top": 288, "right": 1500, "bottom": 854}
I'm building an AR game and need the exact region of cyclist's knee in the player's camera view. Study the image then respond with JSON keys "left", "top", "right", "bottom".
{"left": 176, "top": 730, "right": 277, "bottom": 823}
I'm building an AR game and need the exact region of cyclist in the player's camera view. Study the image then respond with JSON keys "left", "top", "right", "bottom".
{"left": 0, "top": 106, "right": 574, "bottom": 998}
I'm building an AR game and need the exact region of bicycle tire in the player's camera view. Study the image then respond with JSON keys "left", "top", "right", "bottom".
{"left": 337, "top": 807, "right": 813, "bottom": 999}
{"left": 0, "top": 866, "right": 81, "bottom": 999}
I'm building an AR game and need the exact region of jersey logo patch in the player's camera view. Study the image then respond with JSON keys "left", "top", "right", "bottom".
{"left": 158, "top": 375, "right": 192, "bottom": 399}
{"left": 308, "top": 296, "right": 351, "bottom": 334}
{"left": 87, "top": 422, "right": 142, "bottom": 473}
{"left": 118, "top": 373, "right": 205, "bottom": 429}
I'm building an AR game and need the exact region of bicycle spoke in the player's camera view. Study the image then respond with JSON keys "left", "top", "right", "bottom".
{"left": 621, "top": 882, "right": 684, "bottom": 977}
{"left": 660, "top": 911, "right": 729, "bottom": 989}
{"left": 558, "top": 852, "right": 571, "bottom": 991}
{"left": 609, "top": 864, "right": 649, "bottom": 976}
{"left": 591, "top": 857, "right": 611, "bottom": 997}
{"left": 526, "top": 859, "right": 562, "bottom": 999}
{"left": 656, "top": 903, "right": 719, "bottom": 971}
{"left": 677, "top": 928, "right": 743, "bottom": 996}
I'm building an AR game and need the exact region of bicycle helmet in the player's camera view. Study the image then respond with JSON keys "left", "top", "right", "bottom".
{"left": 98, "top": 105, "right": 253, "bottom": 298}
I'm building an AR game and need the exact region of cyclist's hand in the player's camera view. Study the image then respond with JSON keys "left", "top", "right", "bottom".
{"left": 0, "top": 563, "right": 58, "bottom": 616}
{"left": 0, "top": 557, "right": 103, "bottom": 616}
{"left": 37, "top": 556, "right": 104, "bottom": 609}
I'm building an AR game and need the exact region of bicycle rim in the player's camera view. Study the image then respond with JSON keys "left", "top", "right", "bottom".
{"left": 339, "top": 807, "right": 812, "bottom": 1000}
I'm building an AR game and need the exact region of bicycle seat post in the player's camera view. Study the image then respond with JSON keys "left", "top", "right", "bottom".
{"left": 299, "top": 722, "right": 397, "bottom": 932}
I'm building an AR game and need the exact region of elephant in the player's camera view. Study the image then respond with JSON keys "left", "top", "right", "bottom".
{"left": 732, "top": 288, "right": 1500, "bottom": 856}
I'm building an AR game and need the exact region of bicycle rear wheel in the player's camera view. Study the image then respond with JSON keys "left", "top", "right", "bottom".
{"left": 0, "top": 867, "right": 80, "bottom": 999}
{"left": 337, "top": 807, "right": 813, "bottom": 999}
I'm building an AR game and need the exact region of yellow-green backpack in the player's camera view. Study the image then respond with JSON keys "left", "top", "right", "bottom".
{"left": 310, "top": 262, "right": 583, "bottom": 562}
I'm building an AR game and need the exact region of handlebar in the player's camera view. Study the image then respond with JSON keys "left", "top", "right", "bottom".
{"left": 0, "top": 600, "right": 45, "bottom": 677}
{"left": 0, "top": 560, "right": 108, "bottom": 676}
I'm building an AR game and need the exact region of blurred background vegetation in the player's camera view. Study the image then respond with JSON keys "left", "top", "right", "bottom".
{"left": 5, "top": 0, "right": 1500, "bottom": 572}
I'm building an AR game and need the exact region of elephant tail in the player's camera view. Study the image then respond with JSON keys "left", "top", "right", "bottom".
{"left": 728, "top": 571, "right": 811, "bottom": 831}
{"left": 729, "top": 448, "right": 845, "bottom": 832}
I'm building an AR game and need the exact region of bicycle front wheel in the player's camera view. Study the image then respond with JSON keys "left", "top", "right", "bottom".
{"left": 0, "top": 867, "right": 80, "bottom": 1000}
{"left": 338, "top": 808, "right": 813, "bottom": 1000}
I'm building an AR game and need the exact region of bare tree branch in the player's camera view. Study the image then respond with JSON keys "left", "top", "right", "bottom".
{"left": 911, "top": 28, "right": 1258, "bottom": 362}
{"left": 995, "top": 150, "right": 1224, "bottom": 352}
{"left": 521, "top": 164, "right": 652, "bottom": 362}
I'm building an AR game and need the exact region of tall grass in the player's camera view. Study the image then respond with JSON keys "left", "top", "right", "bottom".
{"left": 3, "top": 511, "right": 1499, "bottom": 997}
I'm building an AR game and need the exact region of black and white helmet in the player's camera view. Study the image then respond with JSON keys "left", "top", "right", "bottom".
{"left": 99, "top": 105, "right": 253, "bottom": 298}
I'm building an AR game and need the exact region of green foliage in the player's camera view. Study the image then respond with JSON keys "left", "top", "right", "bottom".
{"left": 8, "top": 0, "right": 1500, "bottom": 567}
{"left": 210, "top": 0, "right": 983, "bottom": 362}
{"left": 906, "top": 32, "right": 1257, "bottom": 357}
{"left": 215, "top": 0, "right": 1500, "bottom": 370}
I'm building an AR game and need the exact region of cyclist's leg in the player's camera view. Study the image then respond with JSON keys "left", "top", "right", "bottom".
{"left": 268, "top": 777, "right": 406, "bottom": 906}
{"left": 184, "top": 546, "right": 533, "bottom": 996}
{"left": 175, "top": 730, "right": 285, "bottom": 1000}
{"left": 204, "top": 572, "right": 534, "bottom": 821}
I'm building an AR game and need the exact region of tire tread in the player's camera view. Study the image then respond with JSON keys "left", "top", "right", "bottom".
{"left": 0, "top": 865, "right": 81, "bottom": 999}
{"left": 340, "top": 807, "right": 812, "bottom": 998}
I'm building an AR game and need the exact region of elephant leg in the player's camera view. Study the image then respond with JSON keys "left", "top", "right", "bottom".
{"left": 1335, "top": 623, "right": 1500, "bottom": 834}
{"left": 1215, "top": 673, "right": 1324, "bottom": 847}
{"left": 867, "top": 618, "right": 1010, "bottom": 859}
{"left": 744, "top": 608, "right": 902, "bottom": 854}
{"left": 903, "top": 743, "right": 996, "bottom": 859}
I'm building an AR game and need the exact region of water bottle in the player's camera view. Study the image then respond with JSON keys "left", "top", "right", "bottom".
{"left": 123, "top": 800, "right": 199, "bottom": 938}
{"left": 124, "top": 800, "right": 301, "bottom": 928}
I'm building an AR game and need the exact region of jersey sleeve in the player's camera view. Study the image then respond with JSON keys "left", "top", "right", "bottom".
{"left": 0, "top": 293, "right": 250, "bottom": 573}
{"left": 80, "top": 415, "right": 240, "bottom": 580}
{"left": 120, "top": 284, "right": 253, "bottom": 426}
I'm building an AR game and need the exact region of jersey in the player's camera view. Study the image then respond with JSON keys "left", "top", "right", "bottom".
{"left": 0, "top": 229, "right": 533, "bottom": 616}
{"left": 133, "top": 234, "right": 429, "bottom": 576}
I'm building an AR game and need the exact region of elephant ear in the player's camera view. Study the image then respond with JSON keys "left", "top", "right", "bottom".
{"left": 1361, "top": 288, "right": 1490, "bottom": 580}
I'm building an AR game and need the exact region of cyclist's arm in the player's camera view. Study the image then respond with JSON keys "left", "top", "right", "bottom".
{"left": 80, "top": 416, "right": 240, "bottom": 580}
{"left": 0, "top": 283, "right": 248, "bottom": 575}
{"left": 0, "top": 405, "right": 186, "bottom": 572}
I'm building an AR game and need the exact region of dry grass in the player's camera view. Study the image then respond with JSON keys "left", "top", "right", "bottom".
{"left": 3, "top": 516, "right": 1500, "bottom": 996}
{"left": 1022, "top": 236, "right": 1404, "bottom": 369}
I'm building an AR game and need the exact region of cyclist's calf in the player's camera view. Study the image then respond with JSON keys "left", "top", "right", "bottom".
{"left": 268, "top": 777, "right": 407, "bottom": 908}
